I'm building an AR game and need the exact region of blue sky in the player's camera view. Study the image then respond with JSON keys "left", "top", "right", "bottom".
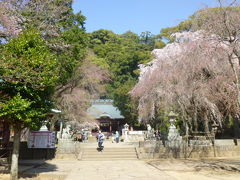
{"left": 72, "top": 0, "right": 217, "bottom": 35}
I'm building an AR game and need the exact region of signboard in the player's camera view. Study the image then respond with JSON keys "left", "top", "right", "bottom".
{"left": 28, "top": 131, "right": 55, "bottom": 148}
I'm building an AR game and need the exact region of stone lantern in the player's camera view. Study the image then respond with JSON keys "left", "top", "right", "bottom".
{"left": 124, "top": 123, "right": 129, "bottom": 142}
{"left": 167, "top": 111, "right": 182, "bottom": 147}
{"left": 168, "top": 111, "right": 177, "bottom": 128}
{"left": 124, "top": 123, "right": 129, "bottom": 130}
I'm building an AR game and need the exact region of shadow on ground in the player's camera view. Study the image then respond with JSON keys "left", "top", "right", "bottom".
{"left": 19, "top": 161, "right": 58, "bottom": 179}
{"left": 148, "top": 158, "right": 240, "bottom": 173}
{"left": 194, "top": 159, "right": 240, "bottom": 172}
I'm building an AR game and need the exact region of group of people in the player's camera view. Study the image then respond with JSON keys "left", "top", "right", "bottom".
{"left": 97, "top": 128, "right": 161, "bottom": 151}
{"left": 97, "top": 130, "right": 120, "bottom": 152}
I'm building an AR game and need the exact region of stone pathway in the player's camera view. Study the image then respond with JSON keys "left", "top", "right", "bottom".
{"left": 19, "top": 157, "right": 240, "bottom": 180}
{"left": 20, "top": 159, "right": 176, "bottom": 180}
{"left": 65, "top": 160, "right": 176, "bottom": 180}
{"left": 18, "top": 141, "right": 176, "bottom": 179}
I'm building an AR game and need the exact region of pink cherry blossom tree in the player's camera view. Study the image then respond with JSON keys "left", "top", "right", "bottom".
{"left": 131, "top": 30, "right": 239, "bottom": 135}
{"left": 131, "top": 1, "right": 240, "bottom": 137}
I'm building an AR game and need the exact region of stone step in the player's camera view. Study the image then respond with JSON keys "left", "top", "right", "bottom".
{"left": 83, "top": 152, "right": 137, "bottom": 156}
{"left": 83, "top": 148, "right": 136, "bottom": 152}
{"left": 83, "top": 152, "right": 137, "bottom": 155}
{"left": 81, "top": 158, "right": 138, "bottom": 161}
{"left": 81, "top": 146, "right": 138, "bottom": 161}
{"left": 83, "top": 155, "right": 137, "bottom": 159}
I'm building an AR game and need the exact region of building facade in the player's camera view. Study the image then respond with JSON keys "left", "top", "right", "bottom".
{"left": 87, "top": 99, "right": 125, "bottom": 132}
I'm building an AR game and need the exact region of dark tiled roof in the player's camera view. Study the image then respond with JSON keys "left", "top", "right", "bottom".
{"left": 87, "top": 99, "right": 124, "bottom": 119}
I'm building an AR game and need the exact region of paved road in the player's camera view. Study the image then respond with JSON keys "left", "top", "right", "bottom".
{"left": 22, "top": 159, "right": 176, "bottom": 180}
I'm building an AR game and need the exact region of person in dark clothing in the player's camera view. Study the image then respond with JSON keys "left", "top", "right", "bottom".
{"left": 97, "top": 130, "right": 105, "bottom": 151}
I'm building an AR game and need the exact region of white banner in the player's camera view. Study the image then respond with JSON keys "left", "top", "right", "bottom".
{"left": 27, "top": 131, "right": 55, "bottom": 148}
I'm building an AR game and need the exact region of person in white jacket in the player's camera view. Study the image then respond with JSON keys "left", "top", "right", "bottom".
{"left": 115, "top": 131, "right": 120, "bottom": 143}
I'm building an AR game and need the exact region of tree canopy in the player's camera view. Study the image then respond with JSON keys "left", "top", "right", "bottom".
{"left": 0, "top": 28, "right": 59, "bottom": 129}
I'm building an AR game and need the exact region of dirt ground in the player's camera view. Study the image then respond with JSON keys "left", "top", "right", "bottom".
{"left": 0, "top": 157, "right": 240, "bottom": 180}
{"left": 147, "top": 157, "right": 240, "bottom": 180}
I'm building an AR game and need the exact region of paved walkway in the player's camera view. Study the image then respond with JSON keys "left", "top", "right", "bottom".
{"left": 17, "top": 141, "right": 240, "bottom": 180}
{"left": 21, "top": 159, "right": 176, "bottom": 180}
{"left": 66, "top": 160, "right": 176, "bottom": 180}
{"left": 20, "top": 141, "right": 176, "bottom": 180}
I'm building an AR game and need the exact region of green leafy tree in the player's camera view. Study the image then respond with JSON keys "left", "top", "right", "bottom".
{"left": 0, "top": 28, "right": 59, "bottom": 180}
{"left": 57, "top": 19, "right": 88, "bottom": 86}
{"left": 113, "top": 78, "right": 139, "bottom": 125}
{"left": 89, "top": 30, "right": 153, "bottom": 125}
{"left": 89, "top": 29, "right": 119, "bottom": 46}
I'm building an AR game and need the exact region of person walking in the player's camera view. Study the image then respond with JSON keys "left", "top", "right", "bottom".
{"left": 97, "top": 130, "right": 105, "bottom": 152}
{"left": 115, "top": 131, "right": 120, "bottom": 143}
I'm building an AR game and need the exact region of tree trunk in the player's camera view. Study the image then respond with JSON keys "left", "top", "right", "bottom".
{"left": 193, "top": 110, "right": 198, "bottom": 132}
{"left": 233, "top": 115, "right": 240, "bottom": 139}
{"left": 204, "top": 114, "right": 210, "bottom": 134}
{"left": 185, "top": 121, "right": 189, "bottom": 136}
{"left": 10, "top": 127, "right": 21, "bottom": 180}
{"left": 50, "top": 119, "right": 56, "bottom": 131}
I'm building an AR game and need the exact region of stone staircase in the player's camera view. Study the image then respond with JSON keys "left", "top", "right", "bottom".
{"left": 80, "top": 144, "right": 138, "bottom": 161}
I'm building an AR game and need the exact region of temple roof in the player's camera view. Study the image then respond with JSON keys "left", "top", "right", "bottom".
{"left": 87, "top": 99, "right": 124, "bottom": 119}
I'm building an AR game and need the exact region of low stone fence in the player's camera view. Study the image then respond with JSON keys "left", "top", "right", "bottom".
{"left": 215, "top": 139, "right": 237, "bottom": 146}
{"left": 136, "top": 139, "right": 240, "bottom": 159}
{"left": 55, "top": 139, "right": 82, "bottom": 159}
{"left": 185, "top": 145, "right": 240, "bottom": 158}
{"left": 128, "top": 131, "right": 146, "bottom": 142}
{"left": 136, "top": 141, "right": 165, "bottom": 159}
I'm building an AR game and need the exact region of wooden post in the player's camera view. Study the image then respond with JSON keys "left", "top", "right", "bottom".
{"left": 109, "top": 122, "right": 112, "bottom": 132}
{"left": 60, "top": 119, "right": 63, "bottom": 139}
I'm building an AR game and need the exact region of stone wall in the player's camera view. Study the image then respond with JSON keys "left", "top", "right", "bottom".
{"left": 18, "top": 142, "right": 55, "bottom": 160}
{"left": 136, "top": 139, "right": 240, "bottom": 159}
{"left": 215, "top": 139, "right": 235, "bottom": 146}
{"left": 17, "top": 140, "right": 82, "bottom": 160}
{"left": 126, "top": 131, "right": 146, "bottom": 142}
{"left": 55, "top": 139, "right": 82, "bottom": 159}
{"left": 136, "top": 141, "right": 164, "bottom": 159}
{"left": 184, "top": 145, "right": 240, "bottom": 158}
